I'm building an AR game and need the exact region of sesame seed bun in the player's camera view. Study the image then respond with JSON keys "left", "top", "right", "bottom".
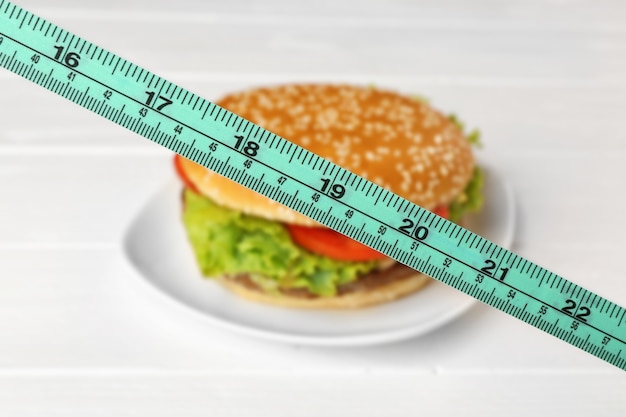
{"left": 179, "top": 84, "right": 476, "bottom": 227}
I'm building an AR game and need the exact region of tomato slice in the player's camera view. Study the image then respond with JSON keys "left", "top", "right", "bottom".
{"left": 433, "top": 205, "right": 449, "bottom": 220}
{"left": 173, "top": 154, "right": 200, "bottom": 193}
{"left": 286, "top": 205, "right": 449, "bottom": 262}
{"left": 286, "top": 224, "right": 388, "bottom": 262}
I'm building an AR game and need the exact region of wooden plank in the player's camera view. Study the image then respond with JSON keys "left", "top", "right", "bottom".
{"left": 15, "top": 0, "right": 626, "bottom": 23}
{"left": 1, "top": 6, "right": 625, "bottom": 81}
{"left": 0, "top": 154, "right": 171, "bottom": 245}
{"left": 0, "top": 373, "right": 623, "bottom": 417}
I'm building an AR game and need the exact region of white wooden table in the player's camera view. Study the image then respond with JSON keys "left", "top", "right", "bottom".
{"left": 1, "top": 0, "right": 626, "bottom": 415}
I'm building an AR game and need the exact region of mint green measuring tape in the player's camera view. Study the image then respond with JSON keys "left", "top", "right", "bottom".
{"left": 1, "top": 0, "right": 625, "bottom": 370}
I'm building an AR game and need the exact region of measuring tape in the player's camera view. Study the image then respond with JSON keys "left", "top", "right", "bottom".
{"left": 1, "top": 0, "right": 625, "bottom": 370}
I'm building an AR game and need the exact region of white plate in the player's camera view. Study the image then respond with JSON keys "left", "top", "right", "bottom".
{"left": 122, "top": 164, "right": 515, "bottom": 346}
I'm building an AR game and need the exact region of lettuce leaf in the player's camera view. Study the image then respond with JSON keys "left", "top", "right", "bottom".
{"left": 448, "top": 166, "right": 484, "bottom": 223}
{"left": 445, "top": 113, "right": 484, "bottom": 221}
{"left": 181, "top": 190, "right": 378, "bottom": 297}
{"left": 447, "top": 113, "right": 482, "bottom": 148}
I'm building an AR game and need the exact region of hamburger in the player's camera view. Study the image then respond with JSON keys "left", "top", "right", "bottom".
{"left": 174, "top": 84, "right": 483, "bottom": 309}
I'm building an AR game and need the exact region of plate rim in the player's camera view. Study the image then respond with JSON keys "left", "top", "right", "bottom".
{"left": 121, "top": 163, "right": 515, "bottom": 346}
